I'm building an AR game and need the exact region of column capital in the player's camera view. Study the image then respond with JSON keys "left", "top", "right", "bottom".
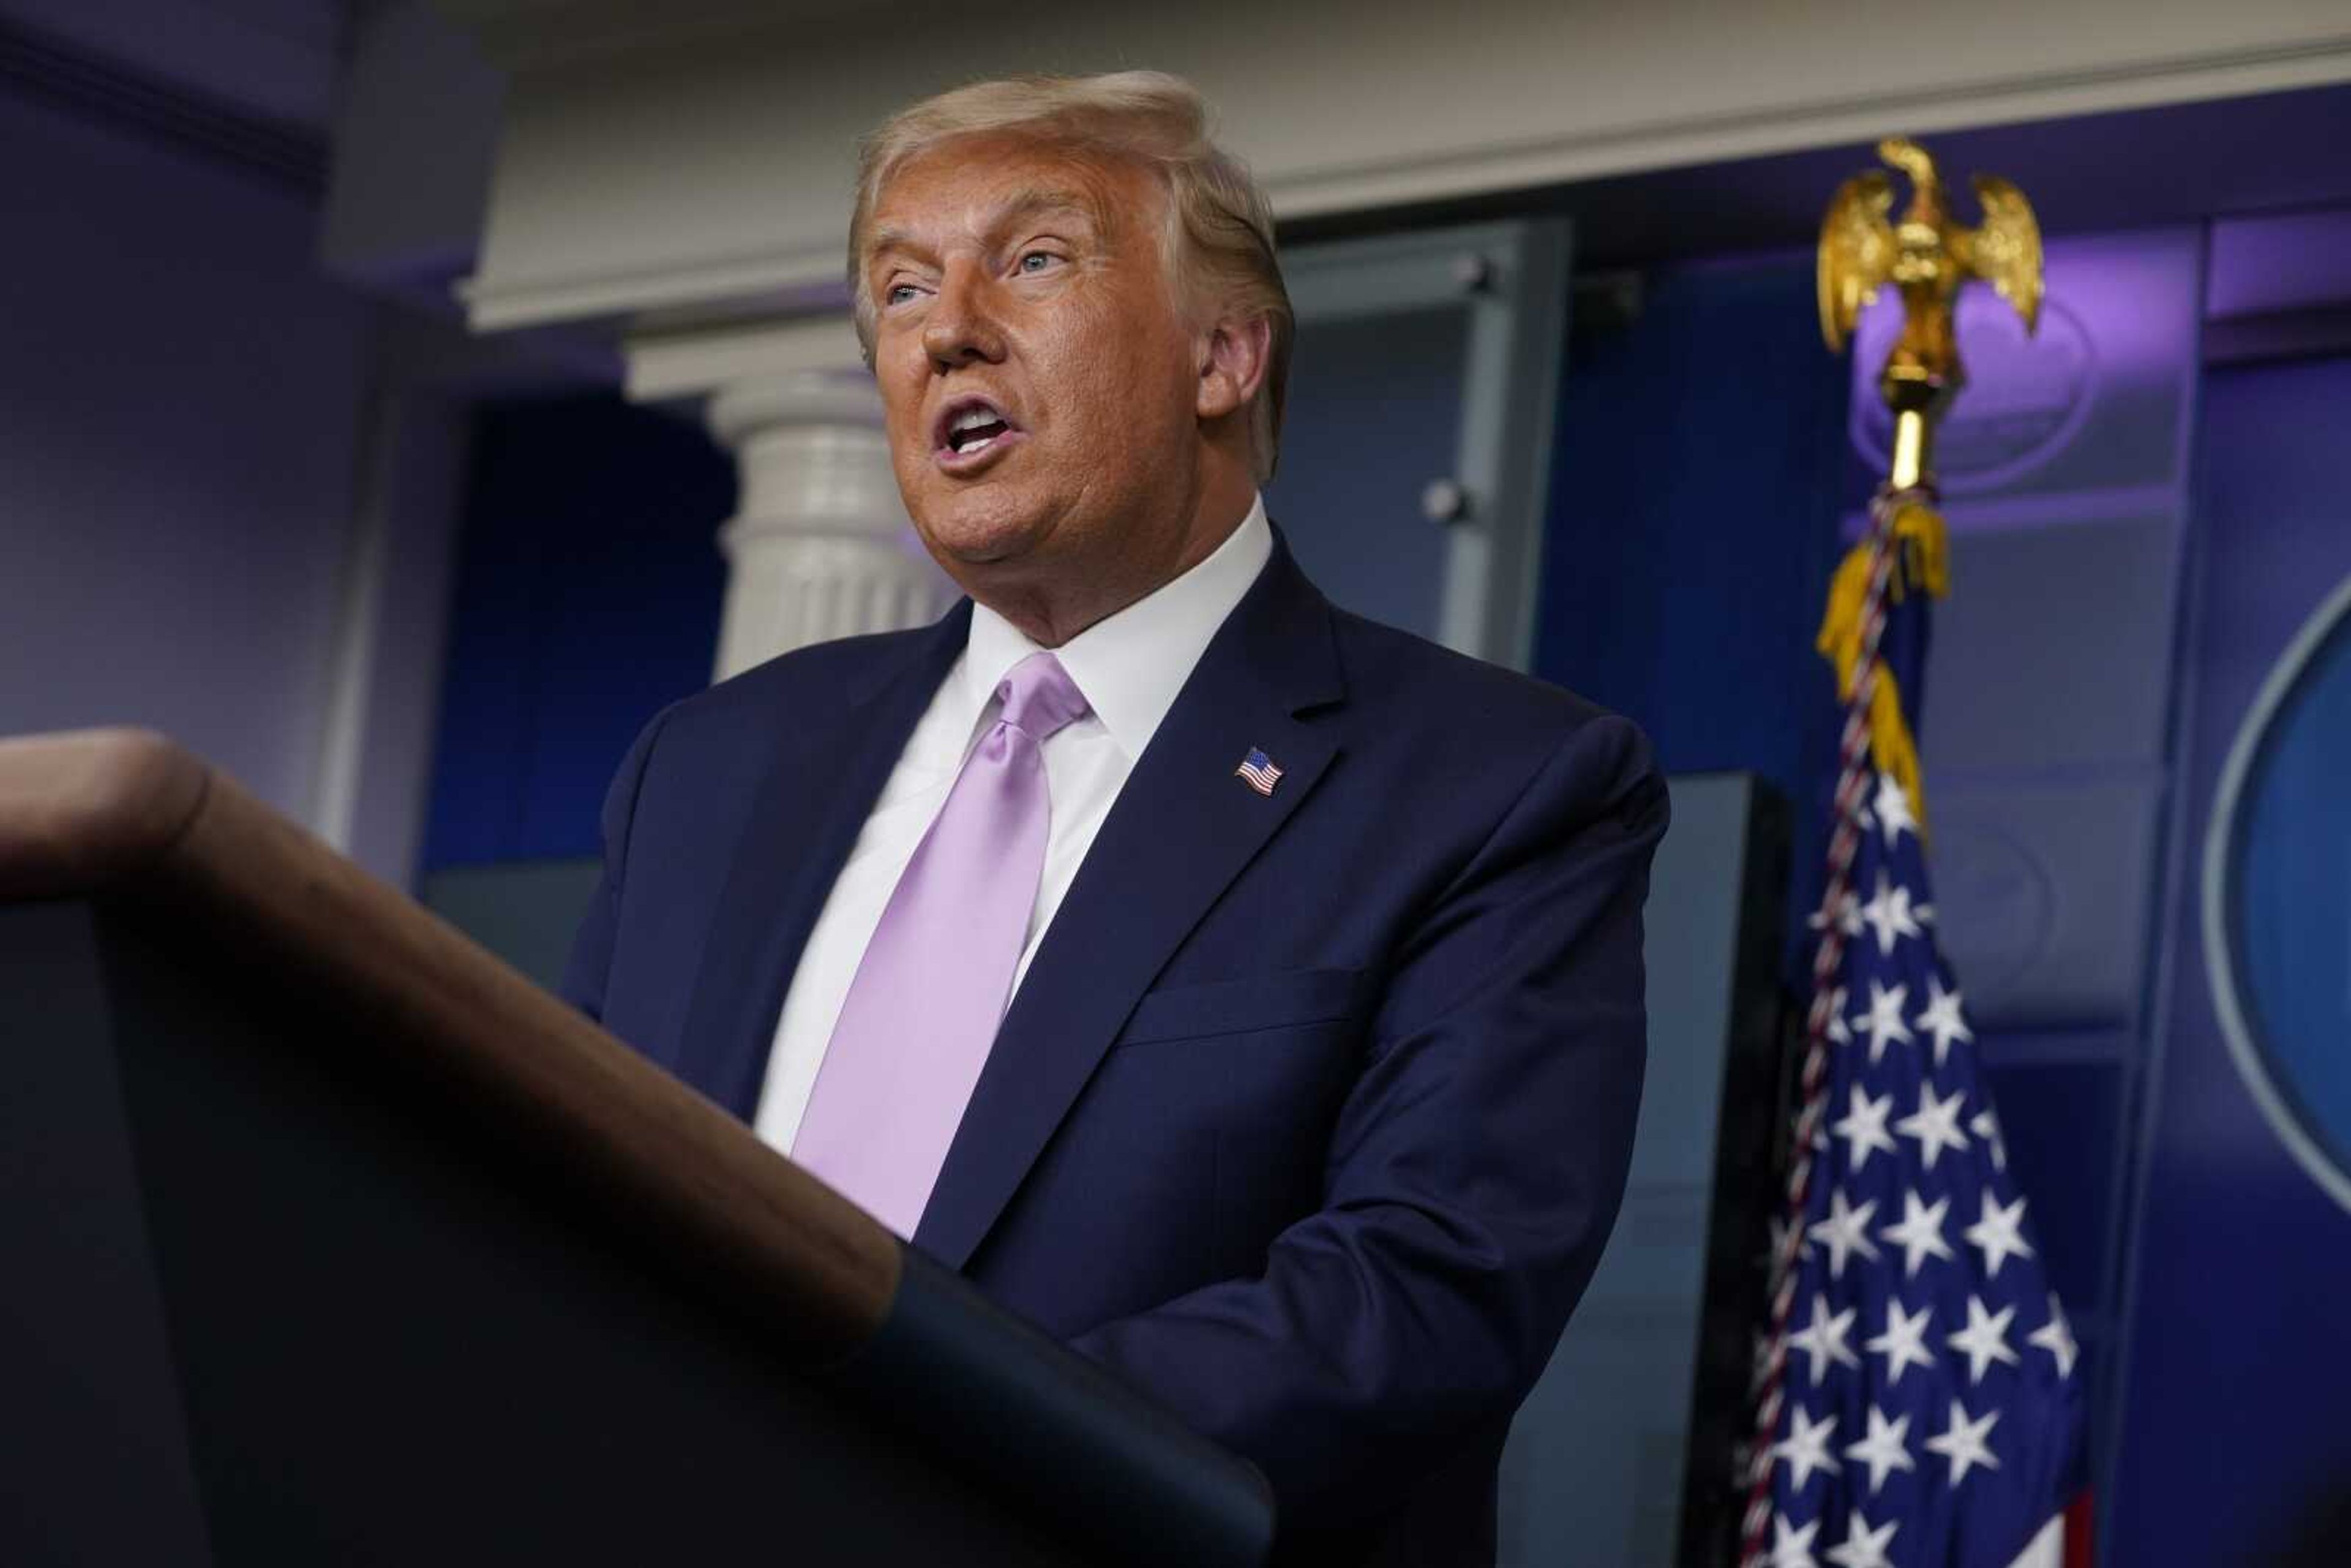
{"left": 707, "top": 369, "right": 883, "bottom": 451}
{"left": 621, "top": 310, "right": 948, "bottom": 681}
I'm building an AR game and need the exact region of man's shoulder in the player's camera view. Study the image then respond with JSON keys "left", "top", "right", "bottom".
{"left": 1319, "top": 605, "right": 1664, "bottom": 838}
{"left": 1326, "top": 606, "right": 1632, "bottom": 753}
{"left": 656, "top": 618, "right": 948, "bottom": 739}
{"left": 1319, "top": 608, "right": 1668, "bottom": 883}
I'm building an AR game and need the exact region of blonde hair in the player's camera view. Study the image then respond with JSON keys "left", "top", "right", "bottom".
{"left": 848, "top": 70, "right": 1293, "bottom": 481}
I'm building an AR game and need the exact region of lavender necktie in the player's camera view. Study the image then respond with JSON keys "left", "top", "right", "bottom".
{"left": 792, "top": 650, "right": 1092, "bottom": 1238}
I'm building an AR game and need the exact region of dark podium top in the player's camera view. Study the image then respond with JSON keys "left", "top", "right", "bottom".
{"left": 0, "top": 729, "right": 1272, "bottom": 1566}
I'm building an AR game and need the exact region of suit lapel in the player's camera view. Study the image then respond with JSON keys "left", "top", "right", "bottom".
{"left": 915, "top": 539, "right": 1347, "bottom": 1270}
{"left": 674, "top": 604, "right": 972, "bottom": 1118}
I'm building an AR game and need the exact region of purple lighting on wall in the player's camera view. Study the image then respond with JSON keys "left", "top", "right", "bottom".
{"left": 1847, "top": 229, "right": 2204, "bottom": 516}
{"left": 2205, "top": 210, "right": 2351, "bottom": 320}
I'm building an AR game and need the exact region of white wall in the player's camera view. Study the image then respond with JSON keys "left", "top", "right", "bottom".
{"left": 0, "top": 86, "right": 374, "bottom": 823}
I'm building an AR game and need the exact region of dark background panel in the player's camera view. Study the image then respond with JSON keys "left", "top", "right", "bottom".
{"left": 421, "top": 394, "right": 732, "bottom": 871}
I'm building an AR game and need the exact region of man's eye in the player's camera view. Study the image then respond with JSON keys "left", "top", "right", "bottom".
{"left": 1018, "top": 251, "right": 1060, "bottom": 274}
{"left": 883, "top": 282, "right": 926, "bottom": 307}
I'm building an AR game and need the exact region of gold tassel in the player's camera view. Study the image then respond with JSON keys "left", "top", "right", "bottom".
{"left": 1813, "top": 500, "right": 1950, "bottom": 833}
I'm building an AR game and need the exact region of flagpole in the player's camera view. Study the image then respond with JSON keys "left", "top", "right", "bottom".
{"left": 1736, "top": 486, "right": 1907, "bottom": 1568}
{"left": 1888, "top": 408, "right": 1929, "bottom": 493}
{"left": 1734, "top": 136, "right": 2041, "bottom": 1568}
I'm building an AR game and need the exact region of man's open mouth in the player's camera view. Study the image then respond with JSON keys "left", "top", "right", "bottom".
{"left": 933, "top": 397, "right": 1022, "bottom": 466}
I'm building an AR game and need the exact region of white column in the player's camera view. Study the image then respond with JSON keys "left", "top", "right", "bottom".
{"left": 703, "top": 369, "right": 950, "bottom": 680}
{"left": 624, "top": 313, "right": 953, "bottom": 683}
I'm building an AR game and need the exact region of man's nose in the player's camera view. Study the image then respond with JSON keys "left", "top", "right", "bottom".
{"left": 922, "top": 261, "right": 1007, "bottom": 369}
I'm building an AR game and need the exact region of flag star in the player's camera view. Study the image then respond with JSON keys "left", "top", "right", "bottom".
{"left": 1771, "top": 1406, "right": 1841, "bottom": 1490}
{"left": 1809, "top": 890, "right": 1864, "bottom": 941}
{"left": 1865, "top": 1297, "right": 1937, "bottom": 1383}
{"left": 1925, "top": 1398, "right": 2001, "bottom": 1487}
{"left": 1872, "top": 770, "right": 1919, "bottom": 847}
{"left": 1895, "top": 1080, "right": 1970, "bottom": 1171}
{"left": 1807, "top": 1188, "right": 1881, "bottom": 1280}
{"left": 1842, "top": 1405, "right": 1916, "bottom": 1496}
{"left": 2030, "top": 1291, "right": 2080, "bottom": 1380}
{"left": 1752, "top": 1329, "right": 1777, "bottom": 1392}
{"left": 1768, "top": 1511, "right": 1823, "bottom": 1568}
{"left": 1971, "top": 1105, "right": 2009, "bottom": 1171}
{"left": 1821, "top": 985, "right": 1851, "bottom": 1047}
{"left": 1832, "top": 1086, "right": 1898, "bottom": 1171}
{"left": 1826, "top": 1512, "right": 1899, "bottom": 1568}
{"left": 1789, "top": 1294, "right": 1861, "bottom": 1384}
{"left": 1880, "top": 1188, "right": 1956, "bottom": 1278}
{"left": 1815, "top": 887, "right": 1865, "bottom": 940}
{"left": 1858, "top": 871, "right": 1925, "bottom": 956}
{"left": 1964, "top": 1191, "right": 2036, "bottom": 1280}
{"left": 1913, "top": 975, "right": 1974, "bottom": 1069}
{"left": 1948, "top": 1294, "right": 2022, "bottom": 1384}
{"left": 1851, "top": 980, "right": 1913, "bottom": 1065}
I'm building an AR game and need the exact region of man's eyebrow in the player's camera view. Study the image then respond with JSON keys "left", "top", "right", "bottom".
{"left": 988, "top": 187, "right": 1106, "bottom": 234}
{"left": 864, "top": 186, "right": 1107, "bottom": 264}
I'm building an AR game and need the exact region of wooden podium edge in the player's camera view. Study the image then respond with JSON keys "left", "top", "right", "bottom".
{"left": 0, "top": 727, "right": 901, "bottom": 1357}
{"left": 0, "top": 727, "right": 210, "bottom": 902}
{"left": 1, "top": 729, "right": 1275, "bottom": 1563}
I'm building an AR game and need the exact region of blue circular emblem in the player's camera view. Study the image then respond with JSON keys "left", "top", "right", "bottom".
{"left": 2207, "top": 569, "right": 2351, "bottom": 1213}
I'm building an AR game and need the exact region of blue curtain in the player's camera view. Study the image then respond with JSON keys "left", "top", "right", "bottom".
{"left": 421, "top": 394, "right": 733, "bottom": 871}
{"left": 1532, "top": 253, "right": 1854, "bottom": 847}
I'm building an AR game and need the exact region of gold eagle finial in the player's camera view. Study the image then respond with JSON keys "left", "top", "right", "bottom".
{"left": 1818, "top": 136, "right": 2043, "bottom": 418}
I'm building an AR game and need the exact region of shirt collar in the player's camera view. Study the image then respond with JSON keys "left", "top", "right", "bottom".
{"left": 961, "top": 494, "right": 1273, "bottom": 759}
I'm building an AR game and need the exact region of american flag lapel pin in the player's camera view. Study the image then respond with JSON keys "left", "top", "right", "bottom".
{"left": 1234, "top": 746, "right": 1284, "bottom": 797}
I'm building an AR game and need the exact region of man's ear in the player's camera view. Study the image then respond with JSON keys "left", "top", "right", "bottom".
{"left": 1196, "top": 313, "right": 1272, "bottom": 422}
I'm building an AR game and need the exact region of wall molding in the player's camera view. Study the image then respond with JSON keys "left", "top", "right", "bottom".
{"left": 0, "top": 15, "right": 328, "bottom": 194}
{"left": 1262, "top": 36, "right": 2351, "bottom": 223}
{"left": 463, "top": 248, "right": 848, "bottom": 335}
{"left": 623, "top": 310, "right": 864, "bottom": 402}
{"left": 446, "top": 0, "right": 2351, "bottom": 335}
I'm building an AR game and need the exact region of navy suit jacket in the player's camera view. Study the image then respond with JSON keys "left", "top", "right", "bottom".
{"left": 561, "top": 533, "right": 1667, "bottom": 1564}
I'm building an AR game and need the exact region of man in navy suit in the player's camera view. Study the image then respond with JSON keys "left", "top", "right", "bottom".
{"left": 563, "top": 70, "right": 1666, "bottom": 1565}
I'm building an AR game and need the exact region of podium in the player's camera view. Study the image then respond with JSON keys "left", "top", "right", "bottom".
{"left": 0, "top": 730, "right": 1273, "bottom": 1566}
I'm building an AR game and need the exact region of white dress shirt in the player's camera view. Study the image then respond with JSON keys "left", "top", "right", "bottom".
{"left": 751, "top": 497, "right": 1274, "bottom": 1157}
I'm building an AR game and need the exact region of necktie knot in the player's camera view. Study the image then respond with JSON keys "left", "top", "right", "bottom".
{"left": 996, "top": 651, "right": 1090, "bottom": 743}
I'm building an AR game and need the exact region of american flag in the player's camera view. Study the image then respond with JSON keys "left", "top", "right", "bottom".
{"left": 1738, "top": 489, "right": 2090, "bottom": 1568}
{"left": 1235, "top": 746, "right": 1284, "bottom": 796}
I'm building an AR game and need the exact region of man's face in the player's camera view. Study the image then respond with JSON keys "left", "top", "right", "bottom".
{"left": 861, "top": 134, "right": 1207, "bottom": 607}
